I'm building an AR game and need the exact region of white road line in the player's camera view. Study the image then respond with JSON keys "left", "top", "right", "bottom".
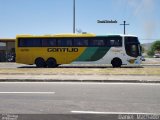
{"left": 0, "top": 92, "right": 55, "bottom": 94}
{"left": 71, "top": 111, "right": 159, "bottom": 115}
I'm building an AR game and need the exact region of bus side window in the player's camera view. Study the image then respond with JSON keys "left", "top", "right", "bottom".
{"left": 57, "top": 38, "right": 73, "bottom": 47}
{"left": 49, "top": 39, "right": 57, "bottom": 46}
{"left": 89, "top": 38, "right": 105, "bottom": 47}
{"left": 110, "top": 39, "right": 115, "bottom": 46}
{"left": 74, "top": 38, "right": 88, "bottom": 47}
{"left": 42, "top": 39, "right": 48, "bottom": 47}
{"left": 114, "top": 39, "right": 122, "bottom": 46}
{"left": 18, "top": 39, "right": 26, "bottom": 47}
{"left": 98, "top": 40, "right": 105, "bottom": 46}
{"left": 18, "top": 38, "right": 42, "bottom": 47}
{"left": 42, "top": 38, "right": 57, "bottom": 47}
{"left": 107, "top": 37, "right": 122, "bottom": 47}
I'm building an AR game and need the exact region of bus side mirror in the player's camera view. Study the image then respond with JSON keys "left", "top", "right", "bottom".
{"left": 141, "top": 56, "right": 145, "bottom": 61}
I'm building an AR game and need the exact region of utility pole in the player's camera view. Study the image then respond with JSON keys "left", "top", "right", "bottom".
{"left": 120, "top": 21, "right": 129, "bottom": 34}
{"left": 73, "top": 0, "right": 75, "bottom": 33}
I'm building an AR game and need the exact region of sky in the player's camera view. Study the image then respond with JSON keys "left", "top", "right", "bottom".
{"left": 0, "top": 0, "right": 160, "bottom": 43}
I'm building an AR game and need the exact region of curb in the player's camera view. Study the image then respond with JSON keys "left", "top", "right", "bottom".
{"left": 0, "top": 79, "right": 160, "bottom": 83}
{"left": 142, "top": 64, "right": 160, "bottom": 66}
{"left": 0, "top": 73, "right": 160, "bottom": 76}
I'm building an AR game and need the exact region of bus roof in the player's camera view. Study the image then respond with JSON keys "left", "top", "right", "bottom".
{"left": 16, "top": 33, "right": 96, "bottom": 38}
{"left": 16, "top": 33, "right": 137, "bottom": 38}
{"left": 97, "top": 34, "right": 137, "bottom": 37}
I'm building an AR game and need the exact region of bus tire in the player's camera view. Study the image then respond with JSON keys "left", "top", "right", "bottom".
{"left": 35, "top": 57, "right": 46, "bottom": 68}
{"left": 46, "top": 58, "right": 57, "bottom": 68}
{"left": 111, "top": 58, "right": 122, "bottom": 68}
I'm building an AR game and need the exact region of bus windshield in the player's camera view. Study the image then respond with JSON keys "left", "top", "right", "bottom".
{"left": 125, "top": 37, "right": 141, "bottom": 57}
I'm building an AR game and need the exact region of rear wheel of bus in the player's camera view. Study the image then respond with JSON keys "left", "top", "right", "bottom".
{"left": 46, "top": 58, "right": 58, "bottom": 68}
{"left": 35, "top": 57, "right": 46, "bottom": 68}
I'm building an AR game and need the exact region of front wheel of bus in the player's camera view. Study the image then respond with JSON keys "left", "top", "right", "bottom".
{"left": 46, "top": 58, "right": 57, "bottom": 68}
{"left": 35, "top": 58, "right": 46, "bottom": 68}
{"left": 111, "top": 58, "right": 122, "bottom": 68}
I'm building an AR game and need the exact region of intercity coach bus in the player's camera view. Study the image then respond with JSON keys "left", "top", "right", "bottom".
{"left": 16, "top": 33, "right": 142, "bottom": 68}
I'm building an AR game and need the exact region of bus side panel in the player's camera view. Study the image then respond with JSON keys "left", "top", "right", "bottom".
{"left": 16, "top": 47, "right": 86, "bottom": 64}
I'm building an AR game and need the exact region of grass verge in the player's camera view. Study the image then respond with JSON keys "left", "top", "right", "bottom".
{"left": 0, "top": 68, "right": 160, "bottom": 75}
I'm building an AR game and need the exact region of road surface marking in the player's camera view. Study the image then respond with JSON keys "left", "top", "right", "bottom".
{"left": 0, "top": 92, "right": 55, "bottom": 94}
{"left": 71, "top": 111, "right": 159, "bottom": 115}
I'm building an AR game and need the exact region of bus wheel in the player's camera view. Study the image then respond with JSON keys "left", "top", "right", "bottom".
{"left": 35, "top": 58, "right": 46, "bottom": 68}
{"left": 46, "top": 58, "right": 57, "bottom": 68}
{"left": 111, "top": 58, "right": 122, "bottom": 68}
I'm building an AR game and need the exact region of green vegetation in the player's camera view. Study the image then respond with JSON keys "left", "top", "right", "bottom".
{"left": 152, "top": 41, "right": 160, "bottom": 52}
{"left": 147, "top": 40, "right": 160, "bottom": 56}
{"left": 147, "top": 49, "right": 154, "bottom": 56}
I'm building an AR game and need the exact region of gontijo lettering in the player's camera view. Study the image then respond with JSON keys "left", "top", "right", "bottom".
{"left": 47, "top": 48, "right": 78, "bottom": 52}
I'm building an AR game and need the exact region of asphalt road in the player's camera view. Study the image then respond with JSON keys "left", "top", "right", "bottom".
{"left": 0, "top": 58, "right": 159, "bottom": 68}
{"left": 0, "top": 82, "right": 160, "bottom": 114}
{"left": 0, "top": 58, "right": 160, "bottom": 68}
{"left": 0, "top": 62, "right": 160, "bottom": 68}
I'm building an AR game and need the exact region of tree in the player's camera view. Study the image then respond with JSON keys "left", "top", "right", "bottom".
{"left": 151, "top": 40, "right": 160, "bottom": 53}
{"left": 147, "top": 40, "right": 160, "bottom": 56}
{"left": 147, "top": 49, "right": 154, "bottom": 56}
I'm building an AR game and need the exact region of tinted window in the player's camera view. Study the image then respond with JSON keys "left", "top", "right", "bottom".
{"left": 89, "top": 38, "right": 105, "bottom": 46}
{"left": 18, "top": 38, "right": 42, "bottom": 47}
{"left": 18, "top": 39, "right": 26, "bottom": 47}
{"left": 107, "top": 37, "right": 122, "bottom": 47}
{"left": 74, "top": 38, "right": 88, "bottom": 46}
{"left": 57, "top": 38, "right": 73, "bottom": 47}
{"left": 125, "top": 44, "right": 140, "bottom": 57}
{"left": 42, "top": 38, "right": 57, "bottom": 47}
{"left": 18, "top": 36, "right": 122, "bottom": 47}
{"left": 125, "top": 37, "right": 139, "bottom": 44}
{"left": 125, "top": 37, "right": 141, "bottom": 57}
